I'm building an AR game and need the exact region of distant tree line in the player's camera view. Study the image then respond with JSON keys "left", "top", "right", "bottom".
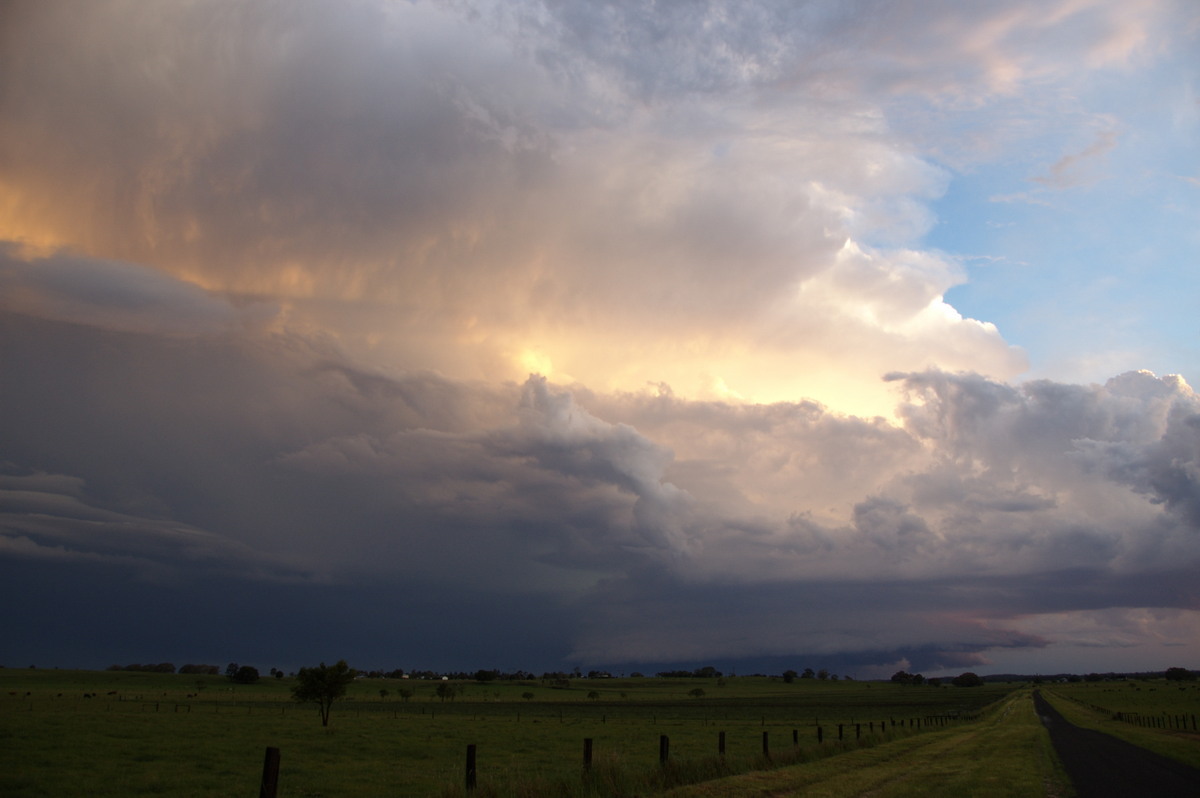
{"left": 179, "top": 664, "right": 221, "bottom": 675}
{"left": 106, "top": 662, "right": 190, "bottom": 674}
{"left": 783, "top": 668, "right": 842, "bottom": 682}
{"left": 657, "top": 666, "right": 722, "bottom": 678}
{"left": 889, "top": 670, "right": 982, "bottom": 687}
{"left": 93, "top": 661, "right": 1199, "bottom": 684}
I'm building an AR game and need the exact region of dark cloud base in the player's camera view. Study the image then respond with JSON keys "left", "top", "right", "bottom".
{"left": 0, "top": 558, "right": 576, "bottom": 674}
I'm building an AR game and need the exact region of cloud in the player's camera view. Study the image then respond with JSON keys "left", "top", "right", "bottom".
{"left": 0, "top": 0, "right": 1051, "bottom": 416}
{"left": 1031, "top": 127, "right": 1120, "bottom": 189}
{"left": 0, "top": 466, "right": 311, "bottom": 583}
{"left": 0, "top": 244, "right": 276, "bottom": 336}
{"left": 1, "top": 0, "right": 1197, "bottom": 674}
{"left": 4, "top": 300, "right": 1198, "bottom": 671}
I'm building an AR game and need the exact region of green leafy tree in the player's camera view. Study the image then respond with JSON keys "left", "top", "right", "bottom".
{"left": 291, "top": 660, "right": 357, "bottom": 726}
{"left": 1165, "top": 667, "right": 1196, "bottom": 681}
{"left": 951, "top": 672, "right": 984, "bottom": 688}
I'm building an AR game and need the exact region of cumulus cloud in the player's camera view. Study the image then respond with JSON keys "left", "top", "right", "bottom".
{"left": 0, "top": 0, "right": 1053, "bottom": 415}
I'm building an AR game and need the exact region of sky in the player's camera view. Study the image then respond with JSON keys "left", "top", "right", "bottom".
{"left": 1, "top": 0, "right": 1198, "bottom": 679}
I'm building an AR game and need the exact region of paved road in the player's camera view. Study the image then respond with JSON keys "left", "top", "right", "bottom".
{"left": 1033, "top": 690, "right": 1200, "bottom": 798}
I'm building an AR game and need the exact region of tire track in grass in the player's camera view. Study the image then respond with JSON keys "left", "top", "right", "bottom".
{"left": 799, "top": 727, "right": 986, "bottom": 798}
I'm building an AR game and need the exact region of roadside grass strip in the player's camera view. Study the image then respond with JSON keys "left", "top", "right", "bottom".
{"left": 661, "top": 691, "right": 1069, "bottom": 798}
{"left": 1041, "top": 688, "right": 1200, "bottom": 771}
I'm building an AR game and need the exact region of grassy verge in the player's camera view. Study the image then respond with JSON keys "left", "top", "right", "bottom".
{"left": 657, "top": 690, "right": 1071, "bottom": 798}
{"left": 1040, "top": 689, "right": 1200, "bottom": 770}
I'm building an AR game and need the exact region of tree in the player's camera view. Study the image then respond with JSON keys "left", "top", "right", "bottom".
{"left": 952, "top": 672, "right": 984, "bottom": 688}
{"left": 291, "top": 660, "right": 357, "bottom": 727}
{"left": 230, "top": 665, "right": 260, "bottom": 684}
{"left": 1165, "top": 667, "right": 1196, "bottom": 681}
{"left": 688, "top": 687, "right": 706, "bottom": 698}
{"left": 782, "top": 669, "right": 798, "bottom": 683}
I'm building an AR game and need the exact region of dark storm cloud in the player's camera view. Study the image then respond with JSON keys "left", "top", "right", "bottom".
{"left": 4, "top": 255, "right": 1198, "bottom": 673}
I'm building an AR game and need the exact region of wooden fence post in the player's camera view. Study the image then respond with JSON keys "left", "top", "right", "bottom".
{"left": 465, "top": 744, "right": 477, "bottom": 791}
{"left": 718, "top": 730, "right": 726, "bottom": 757}
{"left": 817, "top": 726, "right": 823, "bottom": 743}
{"left": 792, "top": 729, "right": 798, "bottom": 746}
{"left": 583, "top": 738, "right": 592, "bottom": 771}
{"left": 762, "top": 731, "right": 769, "bottom": 759}
{"left": 259, "top": 746, "right": 280, "bottom": 798}
{"left": 659, "top": 735, "right": 669, "bottom": 764}
{"left": 838, "top": 723, "right": 843, "bottom": 740}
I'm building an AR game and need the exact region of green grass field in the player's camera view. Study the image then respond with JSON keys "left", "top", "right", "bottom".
{"left": 1041, "top": 679, "right": 1200, "bottom": 770}
{"left": 0, "top": 668, "right": 1021, "bottom": 796}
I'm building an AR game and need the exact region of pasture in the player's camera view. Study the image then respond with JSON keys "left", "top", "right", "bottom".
{"left": 1042, "top": 678, "right": 1200, "bottom": 770}
{"left": 1, "top": 668, "right": 1019, "bottom": 796}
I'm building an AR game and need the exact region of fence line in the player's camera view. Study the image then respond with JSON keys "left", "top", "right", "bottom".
{"left": 252, "top": 707, "right": 984, "bottom": 793}
{"left": 1051, "top": 691, "right": 1198, "bottom": 733}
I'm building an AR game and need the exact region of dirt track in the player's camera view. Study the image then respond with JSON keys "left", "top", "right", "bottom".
{"left": 1033, "top": 690, "right": 1199, "bottom": 797}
